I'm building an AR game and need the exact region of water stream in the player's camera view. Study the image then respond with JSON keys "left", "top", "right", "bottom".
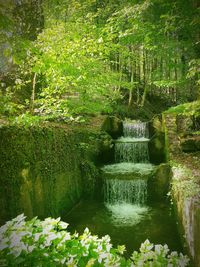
{"left": 104, "top": 121, "right": 151, "bottom": 227}
{"left": 104, "top": 179, "right": 147, "bottom": 205}
{"left": 114, "top": 122, "right": 149, "bottom": 163}
{"left": 65, "top": 120, "right": 182, "bottom": 255}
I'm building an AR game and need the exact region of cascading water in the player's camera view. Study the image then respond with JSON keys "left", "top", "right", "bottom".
{"left": 115, "top": 122, "right": 150, "bottom": 163}
{"left": 104, "top": 179, "right": 147, "bottom": 205}
{"left": 115, "top": 139, "right": 149, "bottom": 163}
{"left": 67, "top": 120, "right": 183, "bottom": 253}
{"left": 103, "top": 120, "right": 152, "bottom": 226}
{"left": 123, "top": 121, "right": 149, "bottom": 138}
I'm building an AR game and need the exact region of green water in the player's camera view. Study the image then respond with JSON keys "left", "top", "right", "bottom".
{"left": 64, "top": 200, "right": 183, "bottom": 256}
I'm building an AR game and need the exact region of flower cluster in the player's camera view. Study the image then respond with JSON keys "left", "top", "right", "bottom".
{"left": 131, "top": 240, "right": 189, "bottom": 267}
{"left": 0, "top": 215, "right": 189, "bottom": 266}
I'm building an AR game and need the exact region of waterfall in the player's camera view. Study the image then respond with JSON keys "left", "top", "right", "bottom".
{"left": 115, "top": 140, "right": 149, "bottom": 163}
{"left": 123, "top": 121, "right": 149, "bottom": 138}
{"left": 114, "top": 121, "right": 149, "bottom": 163}
{"left": 104, "top": 179, "right": 147, "bottom": 205}
{"left": 103, "top": 120, "right": 151, "bottom": 226}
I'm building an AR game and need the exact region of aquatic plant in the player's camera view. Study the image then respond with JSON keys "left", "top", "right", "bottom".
{"left": 0, "top": 214, "right": 189, "bottom": 266}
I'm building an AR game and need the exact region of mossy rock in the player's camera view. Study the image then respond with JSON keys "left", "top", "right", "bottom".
{"left": 149, "top": 116, "right": 166, "bottom": 164}
{"left": 148, "top": 164, "right": 172, "bottom": 201}
{"left": 101, "top": 116, "right": 123, "bottom": 139}
{"left": 193, "top": 201, "right": 200, "bottom": 266}
{"left": 176, "top": 115, "right": 194, "bottom": 134}
{"left": 0, "top": 123, "right": 104, "bottom": 224}
{"left": 180, "top": 136, "right": 200, "bottom": 152}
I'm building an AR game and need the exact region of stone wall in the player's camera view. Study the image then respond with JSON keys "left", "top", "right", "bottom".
{"left": 163, "top": 112, "right": 200, "bottom": 267}
{"left": 0, "top": 119, "right": 112, "bottom": 224}
{"left": 148, "top": 116, "right": 166, "bottom": 164}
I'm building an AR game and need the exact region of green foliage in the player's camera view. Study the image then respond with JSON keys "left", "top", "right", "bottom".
{"left": 0, "top": 0, "right": 199, "bottom": 120}
{"left": 0, "top": 215, "right": 189, "bottom": 266}
{"left": 172, "top": 164, "right": 200, "bottom": 198}
{"left": 9, "top": 20, "right": 120, "bottom": 119}
{"left": 165, "top": 101, "right": 200, "bottom": 117}
{"left": 187, "top": 59, "right": 200, "bottom": 87}
{"left": 0, "top": 90, "right": 24, "bottom": 116}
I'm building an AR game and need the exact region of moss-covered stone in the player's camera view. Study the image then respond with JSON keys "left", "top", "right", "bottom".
{"left": 193, "top": 202, "right": 200, "bottom": 266}
{"left": 101, "top": 116, "right": 123, "bottom": 139}
{"left": 0, "top": 122, "right": 107, "bottom": 224}
{"left": 176, "top": 115, "right": 194, "bottom": 134}
{"left": 180, "top": 136, "right": 200, "bottom": 152}
{"left": 148, "top": 164, "right": 172, "bottom": 201}
{"left": 97, "top": 133, "right": 114, "bottom": 164}
{"left": 149, "top": 116, "right": 166, "bottom": 164}
{"left": 163, "top": 107, "right": 200, "bottom": 266}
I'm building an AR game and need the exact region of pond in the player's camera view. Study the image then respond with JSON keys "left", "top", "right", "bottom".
{"left": 64, "top": 199, "right": 182, "bottom": 256}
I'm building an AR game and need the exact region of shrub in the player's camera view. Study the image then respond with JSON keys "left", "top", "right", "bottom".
{"left": 0, "top": 214, "right": 189, "bottom": 266}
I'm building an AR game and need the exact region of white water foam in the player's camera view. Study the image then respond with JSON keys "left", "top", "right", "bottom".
{"left": 102, "top": 163, "right": 154, "bottom": 175}
{"left": 115, "top": 137, "right": 149, "bottom": 143}
{"left": 115, "top": 142, "right": 149, "bottom": 163}
{"left": 123, "top": 121, "right": 149, "bottom": 138}
{"left": 106, "top": 203, "right": 149, "bottom": 226}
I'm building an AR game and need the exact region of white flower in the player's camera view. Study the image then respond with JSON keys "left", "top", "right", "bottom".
{"left": 84, "top": 227, "right": 90, "bottom": 234}
{"left": 42, "top": 225, "right": 54, "bottom": 234}
{"left": 10, "top": 242, "right": 27, "bottom": 257}
{"left": 34, "top": 233, "right": 42, "bottom": 241}
{"left": 140, "top": 240, "right": 153, "bottom": 253}
{"left": 0, "top": 238, "right": 9, "bottom": 250}
{"left": 10, "top": 233, "right": 22, "bottom": 248}
{"left": 67, "top": 256, "right": 77, "bottom": 266}
{"left": 117, "top": 245, "right": 125, "bottom": 255}
{"left": 44, "top": 232, "right": 58, "bottom": 246}
{"left": 62, "top": 232, "right": 71, "bottom": 241}
{"left": 74, "top": 232, "right": 79, "bottom": 238}
{"left": 98, "top": 252, "right": 108, "bottom": 263}
{"left": 58, "top": 221, "right": 68, "bottom": 229}
{"left": 0, "top": 224, "right": 10, "bottom": 236}
{"left": 163, "top": 244, "right": 169, "bottom": 254}
{"left": 102, "top": 235, "right": 111, "bottom": 243}
{"left": 28, "top": 245, "right": 35, "bottom": 253}
{"left": 13, "top": 214, "right": 26, "bottom": 223}
{"left": 155, "top": 244, "right": 162, "bottom": 254}
{"left": 60, "top": 257, "right": 66, "bottom": 264}
{"left": 106, "top": 243, "right": 112, "bottom": 252}
{"left": 170, "top": 251, "right": 178, "bottom": 257}
{"left": 16, "top": 231, "right": 27, "bottom": 238}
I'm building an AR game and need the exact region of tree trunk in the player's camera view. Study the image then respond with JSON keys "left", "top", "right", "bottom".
{"left": 141, "top": 86, "right": 147, "bottom": 107}
{"left": 30, "top": 73, "right": 37, "bottom": 114}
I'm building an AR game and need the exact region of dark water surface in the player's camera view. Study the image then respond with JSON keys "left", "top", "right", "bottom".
{"left": 63, "top": 200, "right": 183, "bottom": 256}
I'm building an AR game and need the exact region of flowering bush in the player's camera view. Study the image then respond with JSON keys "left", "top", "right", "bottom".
{"left": 0, "top": 214, "right": 189, "bottom": 267}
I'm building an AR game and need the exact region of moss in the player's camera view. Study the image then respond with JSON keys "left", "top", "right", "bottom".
{"left": 164, "top": 101, "right": 200, "bottom": 117}
{"left": 0, "top": 122, "right": 105, "bottom": 224}
{"left": 194, "top": 204, "right": 200, "bottom": 266}
{"left": 148, "top": 115, "right": 166, "bottom": 164}
{"left": 162, "top": 114, "right": 169, "bottom": 162}
{"left": 101, "top": 116, "right": 123, "bottom": 139}
{"left": 162, "top": 105, "right": 200, "bottom": 265}
{"left": 148, "top": 164, "right": 172, "bottom": 201}
{"left": 180, "top": 136, "right": 200, "bottom": 152}
{"left": 171, "top": 163, "right": 200, "bottom": 266}
{"left": 171, "top": 164, "right": 200, "bottom": 199}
